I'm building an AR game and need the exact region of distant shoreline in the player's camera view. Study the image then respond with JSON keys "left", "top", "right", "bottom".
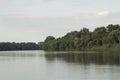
{"left": 0, "top": 42, "right": 40, "bottom": 51}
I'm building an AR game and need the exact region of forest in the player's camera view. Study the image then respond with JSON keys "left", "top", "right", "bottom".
{"left": 39, "top": 24, "right": 120, "bottom": 51}
{"left": 0, "top": 42, "right": 40, "bottom": 51}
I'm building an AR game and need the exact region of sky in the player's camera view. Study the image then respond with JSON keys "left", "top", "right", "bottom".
{"left": 0, "top": 0, "right": 120, "bottom": 42}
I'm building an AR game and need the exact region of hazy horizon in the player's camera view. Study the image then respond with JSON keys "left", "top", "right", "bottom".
{"left": 0, "top": 0, "right": 120, "bottom": 42}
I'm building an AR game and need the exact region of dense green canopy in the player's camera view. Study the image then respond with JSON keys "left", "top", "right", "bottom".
{"left": 0, "top": 42, "right": 40, "bottom": 51}
{"left": 39, "top": 24, "right": 120, "bottom": 51}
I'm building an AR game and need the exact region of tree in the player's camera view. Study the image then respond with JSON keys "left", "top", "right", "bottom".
{"left": 0, "top": 42, "right": 40, "bottom": 51}
{"left": 80, "top": 28, "right": 89, "bottom": 34}
{"left": 94, "top": 27, "right": 107, "bottom": 34}
{"left": 107, "top": 24, "right": 120, "bottom": 32}
{"left": 41, "top": 24, "right": 120, "bottom": 51}
{"left": 108, "top": 30, "right": 120, "bottom": 44}
{"left": 45, "top": 36, "right": 55, "bottom": 42}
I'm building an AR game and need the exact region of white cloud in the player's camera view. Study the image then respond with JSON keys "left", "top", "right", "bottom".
{"left": 97, "top": 11, "right": 109, "bottom": 16}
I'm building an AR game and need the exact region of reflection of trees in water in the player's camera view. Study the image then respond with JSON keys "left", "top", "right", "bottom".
{"left": 45, "top": 52, "right": 120, "bottom": 65}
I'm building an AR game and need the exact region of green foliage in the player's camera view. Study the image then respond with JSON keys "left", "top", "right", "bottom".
{"left": 45, "top": 36, "right": 55, "bottom": 42}
{"left": 94, "top": 27, "right": 107, "bottom": 34}
{"left": 38, "top": 42, "right": 44, "bottom": 49}
{"left": 108, "top": 30, "right": 120, "bottom": 44}
{"left": 107, "top": 24, "right": 120, "bottom": 32}
{"left": 0, "top": 42, "right": 40, "bottom": 51}
{"left": 39, "top": 24, "right": 120, "bottom": 51}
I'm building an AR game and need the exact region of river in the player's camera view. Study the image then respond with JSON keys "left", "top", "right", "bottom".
{"left": 0, "top": 50, "right": 120, "bottom": 80}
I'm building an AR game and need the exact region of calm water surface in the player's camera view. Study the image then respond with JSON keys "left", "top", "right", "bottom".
{"left": 0, "top": 50, "right": 120, "bottom": 80}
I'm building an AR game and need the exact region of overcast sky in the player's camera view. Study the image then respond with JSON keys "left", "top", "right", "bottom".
{"left": 0, "top": 0, "right": 120, "bottom": 42}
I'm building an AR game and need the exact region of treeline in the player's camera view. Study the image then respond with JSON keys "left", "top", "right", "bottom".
{"left": 39, "top": 24, "right": 120, "bottom": 51}
{"left": 0, "top": 42, "right": 40, "bottom": 51}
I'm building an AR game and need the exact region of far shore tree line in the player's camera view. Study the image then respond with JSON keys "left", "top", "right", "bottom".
{"left": 0, "top": 42, "right": 40, "bottom": 51}
{"left": 0, "top": 24, "right": 120, "bottom": 51}
{"left": 38, "top": 24, "right": 120, "bottom": 51}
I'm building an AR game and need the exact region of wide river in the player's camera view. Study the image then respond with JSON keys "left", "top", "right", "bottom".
{"left": 0, "top": 50, "right": 120, "bottom": 80}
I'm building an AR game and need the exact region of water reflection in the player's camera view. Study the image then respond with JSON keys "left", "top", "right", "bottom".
{"left": 45, "top": 52, "right": 120, "bottom": 65}
{"left": 0, "top": 50, "right": 44, "bottom": 62}
{"left": 0, "top": 51, "right": 120, "bottom": 80}
{"left": 0, "top": 50, "right": 45, "bottom": 57}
